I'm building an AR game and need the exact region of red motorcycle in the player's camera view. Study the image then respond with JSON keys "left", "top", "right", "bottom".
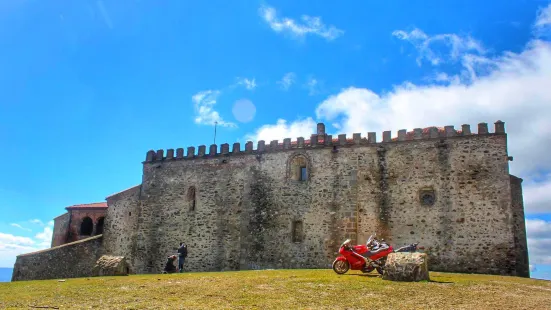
{"left": 332, "top": 234, "right": 424, "bottom": 275}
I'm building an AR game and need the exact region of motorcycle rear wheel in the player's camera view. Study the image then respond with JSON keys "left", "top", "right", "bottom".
{"left": 332, "top": 260, "right": 349, "bottom": 274}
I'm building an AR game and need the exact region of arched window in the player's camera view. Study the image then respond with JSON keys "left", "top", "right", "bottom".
{"left": 80, "top": 217, "right": 93, "bottom": 236}
{"left": 288, "top": 154, "right": 310, "bottom": 181}
{"left": 95, "top": 217, "right": 105, "bottom": 235}
{"left": 188, "top": 186, "right": 196, "bottom": 211}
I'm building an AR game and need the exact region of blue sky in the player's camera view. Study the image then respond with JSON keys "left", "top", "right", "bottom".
{"left": 1, "top": 0, "right": 550, "bottom": 280}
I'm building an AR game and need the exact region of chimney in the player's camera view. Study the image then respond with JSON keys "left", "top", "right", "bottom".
{"left": 317, "top": 123, "right": 325, "bottom": 136}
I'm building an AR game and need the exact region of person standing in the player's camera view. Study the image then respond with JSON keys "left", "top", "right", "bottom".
{"left": 177, "top": 242, "right": 187, "bottom": 273}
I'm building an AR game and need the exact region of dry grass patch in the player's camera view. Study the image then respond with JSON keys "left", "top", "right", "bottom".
{"left": 0, "top": 269, "right": 550, "bottom": 309}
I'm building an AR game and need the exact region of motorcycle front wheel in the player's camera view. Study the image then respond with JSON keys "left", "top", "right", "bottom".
{"left": 332, "top": 260, "right": 349, "bottom": 274}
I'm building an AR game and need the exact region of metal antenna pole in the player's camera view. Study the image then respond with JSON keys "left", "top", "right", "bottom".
{"left": 214, "top": 121, "right": 218, "bottom": 144}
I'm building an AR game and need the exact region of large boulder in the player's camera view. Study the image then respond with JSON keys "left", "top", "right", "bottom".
{"left": 382, "top": 252, "right": 430, "bottom": 282}
{"left": 91, "top": 255, "right": 129, "bottom": 277}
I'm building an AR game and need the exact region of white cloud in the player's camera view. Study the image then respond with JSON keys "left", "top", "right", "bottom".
{"left": 259, "top": 5, "right": 344, "bottom": 41}
{"left": 29, "top": 219, "right": 44, "bottom": 226}
{"left": 534, "top": 3, "right": 551, "bottom": 36}
{"left": 0, "top": 233, "right": 35, "bottom": 246}
{"left": 527, "top": 218, "right": 551, "bottom": 238}
{"left": 245, "top": 118, "right": 317, "bottom": 143}
{"left": 524, "top": 176, "right": 551, "bottom": 213}
{"left": 9, "top": 223, "right": 31, "bottom": 232}
{"left": 236, "top": 77, "right": 257, "bottom": 90}
{"left": 527, "top": 219, "right": 551, "bottom": 264}
{"left": 392, "top": 28, "right": 486, "bottom": 67}
{"left": 306, "top": 77, "right": 320, "bottom": 96}
{"left": 0, "top": 220, "right": 56, "bottom": 267}
{"left": 434, "top": 72, "right": 452, "bottom": 82}
{"left": 278, "top": 72, "right": 296, "bottom": 90}
{"left": 424, "top": 72, "right": 461, "bottom": 85}
{"left": 192, "top": 90, "right": 236, "bottom": 128}
{"left": 34, "top": 227, "right": 53, "bottom": 247}
{"left": 0, "top": 232, "right": 37, "bottom": 267}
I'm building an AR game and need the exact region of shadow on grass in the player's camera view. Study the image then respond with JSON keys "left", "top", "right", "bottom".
{"left": 342, "top": 274, "right": 380, "bottom": 278}
{"left": 428, "top": 279, "right": 454, "bottom": 284}
{"left": 340, "top": 275, "right": 454, "bottom": 283}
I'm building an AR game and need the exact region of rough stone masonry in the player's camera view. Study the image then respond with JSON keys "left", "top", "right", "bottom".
{"left": 12, "top": 120, "right": 530, "bottom": 281}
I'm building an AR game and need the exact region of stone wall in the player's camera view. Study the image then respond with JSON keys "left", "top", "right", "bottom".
{"left": 12, "top": 235, "right": 104, "bottom": 281}
{"left": 51, "top": 212, "right": 70, "bottom": 247}
{"left": 510, "top": 175, "right": 530, "bottom": 277}
{"left": 385, "top": 134, "right": 517, "bottom": 275}
{"left": 103, "top": 185, "right": 141, "bottom": 273}
{"left": 134, "top": 147, "right": 362, "bottom": 274}
{"left": 114, "top": 121, "right": 527, "bottom": 276}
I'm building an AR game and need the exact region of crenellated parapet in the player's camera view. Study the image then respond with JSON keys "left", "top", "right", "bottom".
{"left": 143, "top": 121, "right": 506, "bottom": 163}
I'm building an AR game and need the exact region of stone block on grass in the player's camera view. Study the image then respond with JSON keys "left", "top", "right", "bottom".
{"left": 92, "top": 255, "right": 129, "bottom": 277}
{"left": 382, "top": 252, "right": 429, "bottom": 282}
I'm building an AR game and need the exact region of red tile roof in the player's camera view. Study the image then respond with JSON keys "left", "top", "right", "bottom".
{"left": 66, "top": 202, "right": 108, "bottom": 210}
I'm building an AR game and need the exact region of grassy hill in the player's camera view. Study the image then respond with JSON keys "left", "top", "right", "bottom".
{"left": 1, "top": 269, "right": 550, "bottom": 309}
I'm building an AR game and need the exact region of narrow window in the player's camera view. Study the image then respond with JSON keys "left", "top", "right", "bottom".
{"left": 188, "top": 186, "right": 196, "bottom": 211}
{"left": 292, "top": 220, "right": 303, "bottom": 243}
{"left": 300, "top": 166, "right": 307, "bottom": 181}
{"left": 80, "top": 217, "right": 93, "bottom": 236}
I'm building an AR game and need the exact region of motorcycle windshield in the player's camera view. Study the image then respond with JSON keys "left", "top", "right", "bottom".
{"left": 366, "top": 235, "right": 373, "bottom": 245}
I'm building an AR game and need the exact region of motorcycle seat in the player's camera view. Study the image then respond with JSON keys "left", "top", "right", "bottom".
{"left": 361, "top": 251, "right": 377, "bottom": 258}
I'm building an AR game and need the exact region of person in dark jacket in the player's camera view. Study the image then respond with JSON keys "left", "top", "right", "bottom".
{"left": 177, "top": 242, "right": 187, "bottom": 272}
{"left": 163, "top": 255, "right": 177, "bottom": 274}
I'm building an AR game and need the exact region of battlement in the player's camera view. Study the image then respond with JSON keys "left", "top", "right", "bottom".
{"left": 143, "top": 120, "right": 506, "bottom": 163}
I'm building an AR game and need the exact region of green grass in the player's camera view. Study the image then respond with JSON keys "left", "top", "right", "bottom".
{"left": 1, "top": 269, "right": 550, "bottom": 309}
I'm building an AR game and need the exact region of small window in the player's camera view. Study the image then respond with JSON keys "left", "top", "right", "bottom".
{"left": 288, "top": 154, "right": 309, "bottom": 181}
{"left": 188, "top": 186, "right": 196, "bottom": 211}
{"left": 292, "top": 220, "right": 303, "bottom": 243}
{"left": 419, "top": 189, "right": 436, "bottom": 206}
{"left": 300, "top": 166, "right": 307, "bottom": 181}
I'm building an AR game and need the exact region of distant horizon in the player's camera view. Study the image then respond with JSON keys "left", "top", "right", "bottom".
{"left": 0, "top": 267, "right": 13, "bottom": 283}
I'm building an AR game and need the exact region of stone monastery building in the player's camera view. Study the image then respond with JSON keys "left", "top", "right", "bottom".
{"left": 12, "top": 120, "right": 530, "bottom": 281}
